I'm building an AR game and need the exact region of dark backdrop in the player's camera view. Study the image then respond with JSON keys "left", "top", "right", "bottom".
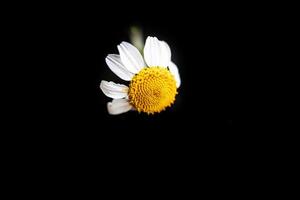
{"left": 42, "top": 4, "right": 236, "bottom": 149}
{"left": 11, "top": 3, "right": 244, "bottom": 192}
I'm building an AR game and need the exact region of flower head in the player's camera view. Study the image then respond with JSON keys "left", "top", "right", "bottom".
{"left": 100, "top": 36, "right": 181, "bottom": 115}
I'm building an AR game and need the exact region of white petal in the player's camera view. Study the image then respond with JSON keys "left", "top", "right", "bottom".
{"left": 105, "top": 54, "right": 134, "bottom": 81}
{"left": 144, "top": 36, "right": 171, "bottom": 68}
{"left": 107, "top": 98, "right": 132, "bottom": 115}
{"left": 161, "top": 41, "right": 171, "bottom": 67}
{"left": 169, "top": 62, "right": 181, "bottom": 88}
{"left": 117, "top": 42, "right": 145, "bottom": 74}
{"left": 100, "top": 80, "right": 128, "bottom": 99}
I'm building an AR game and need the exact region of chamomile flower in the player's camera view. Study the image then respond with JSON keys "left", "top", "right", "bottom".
{"left": 100, "top": 36, "right": 181, "bottom": 115}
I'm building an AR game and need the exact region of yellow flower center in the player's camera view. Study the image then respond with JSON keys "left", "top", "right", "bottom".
{"left": 128, "top": 67, "right": 177, "bottom": 114}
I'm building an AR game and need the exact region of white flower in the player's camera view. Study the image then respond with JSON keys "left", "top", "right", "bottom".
{"left": 100, "top": 36, "right": 181, "bottom": 115}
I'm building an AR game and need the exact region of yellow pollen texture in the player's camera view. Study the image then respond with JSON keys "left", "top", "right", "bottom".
{"left": 128, "top": 67, "right": 177, "bottom": 114}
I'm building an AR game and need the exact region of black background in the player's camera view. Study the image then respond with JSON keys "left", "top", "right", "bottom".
{"left": 8, "top": 2, "right": 245, "bottom": 193}
{"left": 9, "top": 2, "right": 289, "bottom": 194}
{"left": 29, "top": 3, "right": 238, "bottom": 153}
